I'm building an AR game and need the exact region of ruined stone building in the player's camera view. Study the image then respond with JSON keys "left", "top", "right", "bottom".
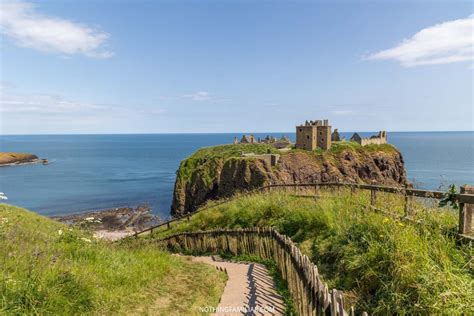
{"left": 296, "top": 119, "right": 332, "bottom": 150}
{"left": 240, "top": 135, "right": 256, "bottom": 144}
{"left": 350, "top": 131, "right": 387, "bottom": 146}
{"left": 241, "top": 152, "right": 280, "bottom": 166}
{"left": 273, "top": 136, "right": 292, "bottom": 149}
{"left": 261, "top": 135, "right": 276, "bottom": 143}
{"left": 331, "top": 129, "right": 341, "bottom": 141}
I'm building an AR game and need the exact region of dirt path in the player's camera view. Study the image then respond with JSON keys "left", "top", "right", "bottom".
{"left": 192, "top": 256, "right": 286, "bottom": 316}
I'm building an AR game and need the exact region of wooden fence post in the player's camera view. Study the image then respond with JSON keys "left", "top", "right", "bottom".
{"left": 404, "top": 184, "right": 414, "bottom": 217}
{"left": 370, "top": 188, "right": 377, "bottom": 207}
{"left": 367, "top": 181, "right": 376, "bottom": 209}
{"left": 459, "top": 185, "right": 474, "bottom": 235}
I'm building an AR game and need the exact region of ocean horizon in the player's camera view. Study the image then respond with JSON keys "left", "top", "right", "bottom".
{"left": 1, "top": 131, "right": 473, "bottom": 218}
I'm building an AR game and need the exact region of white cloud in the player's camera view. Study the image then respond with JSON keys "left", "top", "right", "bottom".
{"left": 1, "top": 90, "right": 109, "bottom": 114}
{"left": 0, "top": 85, "right": 163, "bottom": 119}
{"left": 366, "top": 15, "right": 474, "bottom": 67}
{"left": 159, "top": 91, "right": 222, "bottom": 102}
{"left": 0, "top": 0, "right": 113, "bottom": 58}
{"left": 181, "top": 91, "right": 211, "bottom": 101}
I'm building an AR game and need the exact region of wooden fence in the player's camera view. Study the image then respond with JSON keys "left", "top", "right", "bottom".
{"left": 134, "top": 182, "right": 474, "bottom": 241}
{"left": 158, "top": 227, "right": 363, "bottom": 316}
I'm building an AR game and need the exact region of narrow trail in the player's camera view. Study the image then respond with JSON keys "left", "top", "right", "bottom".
{"left": 192, "top": 256, "right": 286, "bottom": 316}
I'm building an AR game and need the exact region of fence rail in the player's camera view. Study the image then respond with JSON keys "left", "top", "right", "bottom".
{"left": 157, "top": 227, "right": 361, "bottom": 316}
{"left": 133, "top": 182, "right": 474, "bottom": 239}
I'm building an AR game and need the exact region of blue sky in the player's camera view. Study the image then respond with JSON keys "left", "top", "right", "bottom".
{"left": 0, "top": 0, "right": 473, "bottom": 134}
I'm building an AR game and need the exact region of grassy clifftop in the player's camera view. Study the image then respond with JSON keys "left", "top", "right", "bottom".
{"left": 177, "top": 143, "right": 280, "bottom": 185}
{"left": 0, "top": 204, "right": 225, "bottom": 314}
{"left": 172, "top": 142, "right": 406, "bottom": 215}
{"left": 177, "top": 142, "right": 397, "bottom": 184}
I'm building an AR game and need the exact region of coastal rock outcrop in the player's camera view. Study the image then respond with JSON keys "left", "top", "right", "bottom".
{"left": 0, "top": 152, "right": 39, "bottom": 166}
{"left": 171, "top": 143, "right": 407, "bottom": 216}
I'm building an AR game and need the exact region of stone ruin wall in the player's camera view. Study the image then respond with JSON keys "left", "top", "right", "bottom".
{"left": 359, "top": 131, "right": 388, "bottom": 146}
{"left": 360, "top": 137, "right": 387, "bottom": 146}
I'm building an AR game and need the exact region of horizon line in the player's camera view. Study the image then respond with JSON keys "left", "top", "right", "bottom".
{"left": 1, "top": 130, "right": 473, "bottom": 136}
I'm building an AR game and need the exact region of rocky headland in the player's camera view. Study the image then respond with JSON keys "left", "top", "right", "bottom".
{"left": 171, "top": 142, "right": 407, "bottom": 216}
{"left": 0, "top": 152, "right": 44, "bottom": 166}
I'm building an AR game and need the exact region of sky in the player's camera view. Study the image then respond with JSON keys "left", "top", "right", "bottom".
{"left": 0, "top": 0, "right": 473, "bottom": 134}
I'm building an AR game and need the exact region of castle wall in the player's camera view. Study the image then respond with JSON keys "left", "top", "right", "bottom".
{"left": 354, "top": 131, "right": 387, "bottom": 146}
{"left": 296, "top": 125, "right": 317, "bottom": 150}
{"left": 360, "top": 137, "right": 387, "bottom": 146}
{"left": 316, "top": 125, "right": 331, "bottom": 150}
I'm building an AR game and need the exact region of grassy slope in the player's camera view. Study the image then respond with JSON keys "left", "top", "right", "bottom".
{"left": 0, "top": 204, "right": 225, "bottom": 315}
{"left": 151, "top": 188, "right": 473, "bottom": 314}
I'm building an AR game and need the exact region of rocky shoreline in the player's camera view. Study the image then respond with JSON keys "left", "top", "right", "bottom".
{"left": 0, "top": 152, "right": 48, "bottom": 167}
{"left": 51, "top": 205, "right": 161, "bottom": 240}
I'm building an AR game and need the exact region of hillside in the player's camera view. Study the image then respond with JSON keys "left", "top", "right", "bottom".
{"left": 154, "top": 188, "right": 474, "bottom": 314}
{"left": 172, "top": 142, "right": 407, "bottom": 215}
{"left": 0, "top": 152, "right": 39, "bottom": 166}
{"left": 0, "top": 204, "right": 225, "bottom": 314}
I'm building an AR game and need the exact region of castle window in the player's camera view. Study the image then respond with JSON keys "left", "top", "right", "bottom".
{"left": 307, "top": 136, "right": 310, "bottom": 140}
{"left": 299, "top": 129, "right": 302, "bottom": 132}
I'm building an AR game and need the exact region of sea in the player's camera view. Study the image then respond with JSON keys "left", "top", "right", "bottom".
{"left": 0, "top": 132, "right": 472, "bottom": 218}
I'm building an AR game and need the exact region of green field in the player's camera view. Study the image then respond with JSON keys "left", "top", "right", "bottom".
{"left": 0, "top": 204, "right": 226, "bottom": 315}
{"left": 149, "top": 188, "right": 474, "bottom": 314}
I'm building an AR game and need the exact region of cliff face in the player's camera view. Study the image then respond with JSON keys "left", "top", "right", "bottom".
{"left": 171, "top": 143, "right": 407, "bottom": 216}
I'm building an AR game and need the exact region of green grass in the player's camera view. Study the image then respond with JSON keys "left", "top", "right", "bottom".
{"left": 329, "top": 141, "right": 396, "bottom": 154}
{"left": 0, "top": 204, "right": 226, "bottom": 315}
{"left": 149, "top": 188, "right": 474, "bottom": 314}
{"left": 290, "top": 141, "right": 398, "bottom": 157}
{"left": 177, "top": 143, "right": 280, "bottom": 186}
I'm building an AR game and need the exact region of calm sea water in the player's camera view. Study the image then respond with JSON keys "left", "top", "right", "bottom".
{"left": 0, "top": 132, "right": 472, "bottom": 218}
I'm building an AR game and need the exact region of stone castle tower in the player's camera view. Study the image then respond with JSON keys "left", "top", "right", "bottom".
{"left": 296, "top": 119, "right": 331, "bottom": 150}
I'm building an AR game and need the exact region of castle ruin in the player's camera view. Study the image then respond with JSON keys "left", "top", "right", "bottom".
{"left": 350, "top": 131, "right": 387, "bottom": 146}
{"left": 233, "top": 120, "right": 387, "bottom": 152}
{"left": 295, "top": 119, "right": 331, "bottom": 150}
{"left": 239, "top": 135, "right": 257, "bottom": 144}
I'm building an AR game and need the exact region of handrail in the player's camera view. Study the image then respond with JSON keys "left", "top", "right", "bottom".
{"left": 157, "top": 227, "right": 358, "bottom": 316}
{"left": 130, "top": 182, "right": 474, "bottom": 238}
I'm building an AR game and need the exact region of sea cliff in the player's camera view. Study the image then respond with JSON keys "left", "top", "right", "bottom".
{"left": 171, "top": 142, "right": 408, "bottom": 216}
